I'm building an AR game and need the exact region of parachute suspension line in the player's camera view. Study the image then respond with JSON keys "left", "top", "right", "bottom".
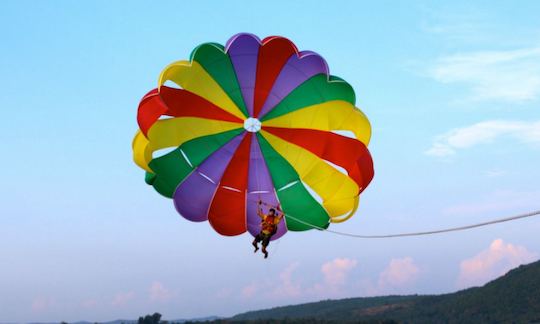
{"left": 285, "top": 210, "right": 540, "bottom": 238}
{"left": 252, "top": 200, "right": 540, "bottom": 238}
{"left": 255, "top": 141, "right": 261, "bottom": 205}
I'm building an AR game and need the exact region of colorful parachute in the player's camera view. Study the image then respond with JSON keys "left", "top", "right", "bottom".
{"left": 132, "top": 33, "right": 374, "bottom": 240}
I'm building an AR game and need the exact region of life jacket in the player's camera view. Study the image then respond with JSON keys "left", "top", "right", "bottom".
{"left": 262, "top": 215, "right": 278, "bottom": 235}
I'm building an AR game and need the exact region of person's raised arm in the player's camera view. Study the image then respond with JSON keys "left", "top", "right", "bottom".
{"left": 277, "top": 204, "right": 284, "bottom": 220}
{"left": 257, "top": 200, "right": 264, "bottom": 219}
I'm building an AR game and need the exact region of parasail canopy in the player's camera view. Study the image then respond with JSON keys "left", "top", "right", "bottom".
{"left": 132, "top": 33, "right": 374, "bottom": 240}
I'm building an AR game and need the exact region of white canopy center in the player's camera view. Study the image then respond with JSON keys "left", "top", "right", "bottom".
{"left": 243, "top": 117, "right": 262, "bottom": 133}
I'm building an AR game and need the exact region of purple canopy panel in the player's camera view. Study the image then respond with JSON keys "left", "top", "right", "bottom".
{"left": 246, "top": 136, "right": 286, "bottom": 240}
{"left": 226, "top": 33, "right": 262, "bottom": 117}
{"left": 258, "top": 50, "right": 329, "bottom": 119}
{"left": 173, "top": 133, "right": 246, "bottom": 222}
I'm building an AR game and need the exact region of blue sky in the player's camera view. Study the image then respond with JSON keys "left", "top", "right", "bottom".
{"left": 1, "top": 0, "right": 540, "bottom": 321}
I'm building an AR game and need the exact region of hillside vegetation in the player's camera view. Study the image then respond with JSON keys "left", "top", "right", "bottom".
{"left": 222, "top": 260, "right": 540, "bottom": 323}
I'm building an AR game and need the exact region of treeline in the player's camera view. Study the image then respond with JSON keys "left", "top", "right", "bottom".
{"left": 231, "top": 260, "right": 540, "bottom": 323}
{"left": 187, "top": 320, "right": 398, "bottom": 324}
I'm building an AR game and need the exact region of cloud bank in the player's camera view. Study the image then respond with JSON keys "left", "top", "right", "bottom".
{"left": 457, "top": 239, "right": 538, "bottom": 288}
{"left": 377, "top": 257, "right": 420, "bottom": 293}
{"left": 426, "top": 120, "right": 540, "bottom": 157}
{"left": 429, "top": 47, "right": 540, "bottom": 103}
{"left": 149, "top": 281, "right": 174, "bottom": 302}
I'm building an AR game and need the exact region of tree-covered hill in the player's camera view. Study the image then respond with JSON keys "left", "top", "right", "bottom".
{"left": 225, "top": 259, "right": 540, "bottom": 323}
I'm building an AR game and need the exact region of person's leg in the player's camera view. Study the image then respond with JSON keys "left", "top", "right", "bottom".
{"left": 252, "top": 234, "right": 261, "bottom": 253}
{"left": 261, "top": 235, "right": 271, "bottom": 258}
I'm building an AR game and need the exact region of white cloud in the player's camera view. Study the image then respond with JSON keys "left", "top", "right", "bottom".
{"left": 111, "top": 291, "right": 135, "bottom": 307}
{"left": 241, "top": 259, "right": 358, "bottom": 300}
{"left": 423, "top": 20, "right": 488, "bottom": 44}
{"left": 420, "top": 7, "right": 495, "bottom": 45}
{"left": 239, "top": 258, "right": 421, "bottom": 301}
{"left": 377, "top": 257, "right": 420, "bottom": 293}
{"left": 31, "top": 297, "right": 55, "bottom": 312}
{"left": 355, "top": 257, "right": 421, "bottom": 296}
{"left": 309, "top": 258, "right": 358, "bottom": 297}
{"left": 426, "top": 120, "right": 540, "bottom": 157}
{"left": 81, "top": 299, "right": 98, "bottom": 309}
{"left": 321, "top": 258, "right": 358, "bottom": 287}
{"left": 457, "top": 239, "right": 538, "bottom": 288}
{"left": 241, "top": 283, "right": 258, "bottom": 298}
{"left": 272, "top": 262, "right": 302, "bottom": 298}
{"left": 425, "top": 143, "right": 457, "bottom": 157}
{"left": 241, "top": 262, "right": 302, "bottom": 300}
{"left": 149, "top": 281, "right": 174, "bottom": 302}
{"left": 429, "top": 47, "right": 540, "bottom": 102}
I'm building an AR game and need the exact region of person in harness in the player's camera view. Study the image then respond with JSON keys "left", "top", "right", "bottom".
{"left": 252, "top": 200, "right": 284, "bottom": 259}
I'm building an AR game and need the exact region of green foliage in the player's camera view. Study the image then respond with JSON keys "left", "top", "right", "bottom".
{"left": 187, "top": 320, "right": 396, "bottom": 324}
{"left": 225, "top": 260, "right": 540, "bottom": 323}
{"left": 137, "top": 313, "right": 162, "bottom": 324}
